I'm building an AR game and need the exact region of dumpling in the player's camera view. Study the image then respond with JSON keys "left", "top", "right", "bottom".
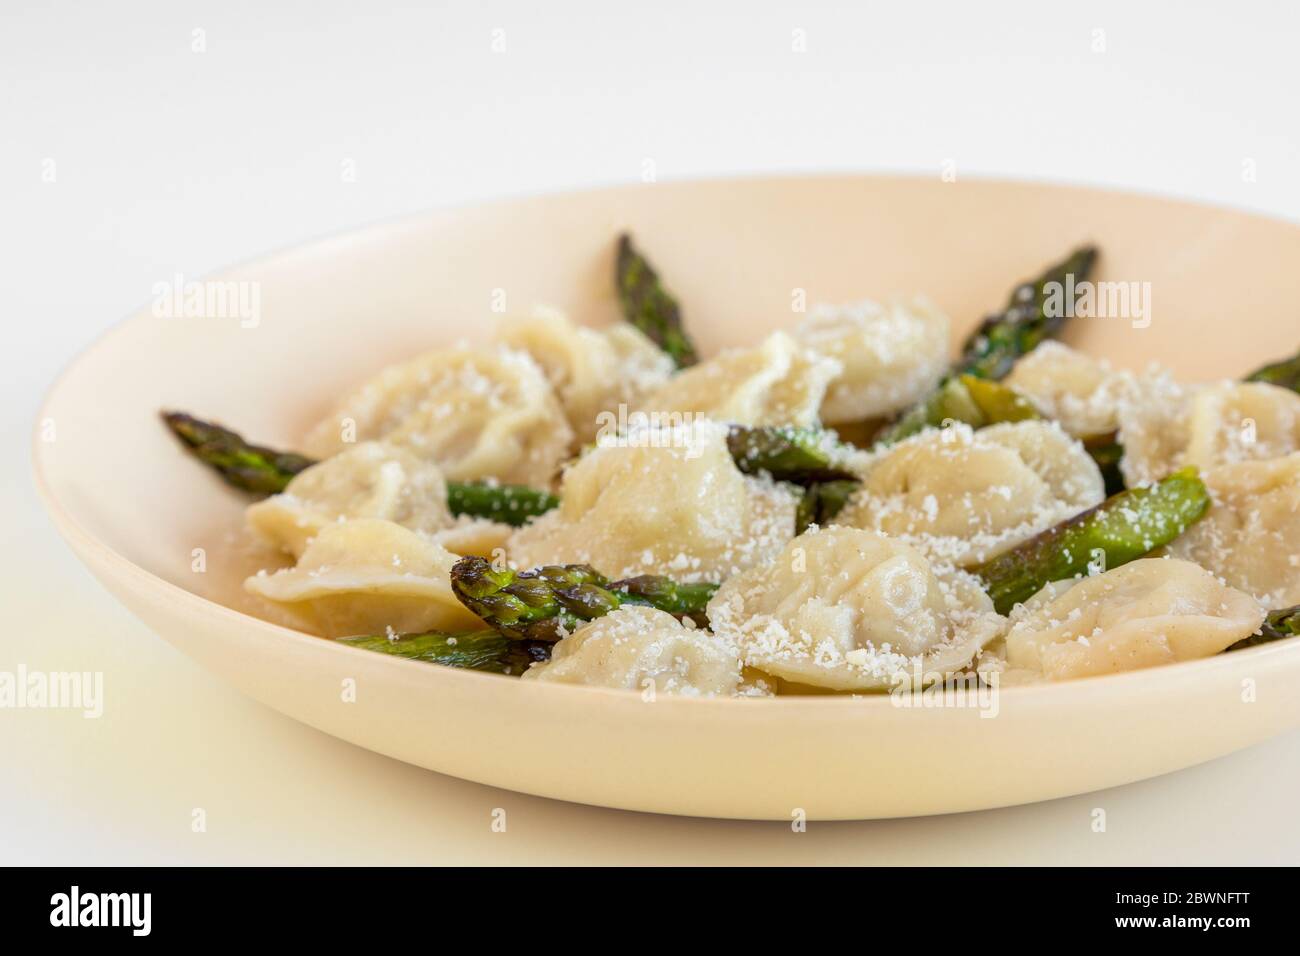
{"left": 303, "top": 345, "right": 572, "bottom": 487}
{"left": 837, "top": 421, "right": 1105, "bottom": 566}
{"left": 1004, "top": 558, "right": 1264, "bottom": 681}
{"left": 246, "top": 441, "right": 509, "bottom": 560}
{"left": 497, "top": 308, "right": 674, "bottom": 443}
{"left": 427, "top": 519, "right": 514, "bottom": 561}
{"left": 1117, "top": 380, "right": 1300, "bottom": 485}
{"left": 1113, "top": 371, "right": 1195, "bottom": 486}
{"left": 1166, "top": 453, "right": 1300, "bottom": 606}
{"left": 508, "top": 419, "right": 798, "bottom": 582}
{"left": 243, "top": 518, "right": 483, "bottom": 638}
{"left": 521, "top": 605, "right": 742, "bottom": 696}
{"left": 796, "top": 297, "right": 949, "bottom": 423}
{"left": 1003, "top": 343, "right": 1203, "bottom": 484}
{"left": 1004, "top": 341, "right": 1127, "bottom": 438}
{"left": 1183, "top": 381, "right": 1300, "bottom": 469}
{"left": 641, "top": 331, "right": 840, "bottom": 427}
{"left": 246, "top": 442, "right": 454, "bottom": 557}
{"left": 706, "top": 527, "right": 1005, "bottom": 691}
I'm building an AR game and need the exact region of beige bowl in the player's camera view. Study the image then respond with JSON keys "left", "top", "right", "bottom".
{"left": 33, "top": 175, "right": 1300, "bottom": 820}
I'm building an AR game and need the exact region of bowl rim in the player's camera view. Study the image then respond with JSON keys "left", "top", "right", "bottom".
{"left": 31, "top": 170, "right": 1300, "bottom": 712}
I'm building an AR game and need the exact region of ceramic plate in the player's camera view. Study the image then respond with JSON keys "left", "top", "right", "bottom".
{"left": 34, "top": 175, "right": 1300, "bottom": 819}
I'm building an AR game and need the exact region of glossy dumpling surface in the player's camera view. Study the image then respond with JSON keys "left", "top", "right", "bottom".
{"left": 522, "top": 606, "right": 742, "bottom": 696}
{"left": 706, "top": 527, "right": 1005, "bottom": 691}
{"left": 303, "top": 345, "right": 572, "bottom": 487}
{"left": 796, "top": 297, "right": 949, "bottom": 423}
{"left": 641, "top": 331, "right": 840, "bottom": 427}
{"left": 1004, "top": 558, "right": 1263, "bottom": 681}
{"left": 243, "top": 518, "right": 482, "bottom": 638}
{"left": 838, "top": 421, "right": 1105, "bottom": 566}
{"left": 507, "top": 419, "right": 798, "bottom": 582}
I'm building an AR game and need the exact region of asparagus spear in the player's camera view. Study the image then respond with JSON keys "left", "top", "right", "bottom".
{"left": 450, "top": 556, "right": 717, "bottom": 641}
{"left": 727, "top": 425, "right": 857, "bottom": 484}
{"left": 162, "top": 411, "right": 316, "bottom": 494}
{"left": 1245, "top": 347, "right": 1300, "bottom": 392}
{"left": 970, "top": 466, "right": 1210, "bottom": 615}
{"left": 873, "top": 374, "right": 1039, "bottom": 446}
{"left": 795, "top": 480, "right": 859, "bottom": 534}
{"left": 955, "top": 244, "right": 1100, "bottom": 381}
{"left": 166, "top": 411, "right": 857, "bottom": 518}
{"left": 445, "top": 481, "right": 559, "bottom": 526}
{"left": 616, "top": 234, "right": 698, "bottom": 368}
{"left": 339, "top": 629, "right": 550, "bottom": 673}
{"left": 1228, "top": 606, "right": 1300, "bottom": 652}
{"left": 162, "top": 411, "right": 556, "bottom": 526}
{"left": 873, "top": 246, "right": 1097, "bottom": 446}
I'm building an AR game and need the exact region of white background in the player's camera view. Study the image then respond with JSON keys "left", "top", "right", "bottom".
{"left": 3, "top": 1, "right": 1299, "bottom": 863}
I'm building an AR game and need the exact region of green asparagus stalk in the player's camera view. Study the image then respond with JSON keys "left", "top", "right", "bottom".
{"left": 727, "top": 425, "right": 857, "bottom": 483}
{"left": 450, "top": 556, "right": 717, "bottom": 641}
{"left": 873, "top": 374, "right": 1039, "bottom": 446}
{"left": 795, "top": 479, "right": 859, "bottom": 534}
{"left": 339, "top": 629, "right": 550, "bottom": 673}
{"left": 445, "top": 481, "right": 560, "bottom": 526}
{"left": 873, "top": 246, "right": 1097, "bottom": 446}
{"left": 1245, "top": 347, "right": 1300, "bottom": 392}
{"left": 162, "top": 411, "right": 316, "bottom": 494}
{"left": 970, "top": 466, "right": 1210, "bottom": 615}
{"left": 955, "top": 244, "right": 1100, "bottom": 381}
{"left": 1228, "top": 606, "right": 1300, "bottom": 652}
{"left": 167, "top": 412, "right": 862, "bottom": 520}
{"left": 616, "top": 233, "right": 698, "bottom": 368}
{"left": 163, "top": 411, "right": 555, "bottom": 525}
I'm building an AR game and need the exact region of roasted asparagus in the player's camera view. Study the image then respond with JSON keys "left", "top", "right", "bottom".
{"left": 616, "top": 233, "right": 698, "bottom": 368}
{"left": 340, "top": 629, "right": 551, "bottom": 673}
{"left": 971, "top": 466, "right": 1210, "bottom": 615}
{"left": 449, "top": 555, "right": 717, "bottom": 642}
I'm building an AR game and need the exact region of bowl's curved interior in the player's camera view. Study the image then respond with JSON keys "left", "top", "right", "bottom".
{"left": 33, "top": 175, "right": 1300, "bottom": 819}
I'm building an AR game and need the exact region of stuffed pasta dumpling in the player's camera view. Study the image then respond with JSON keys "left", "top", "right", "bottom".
{"left": 1113, "top": 380, "right": 1300, "bottom": 486}
{"left": 303, "top": 345, "right": 572, "bottom": 487}
{"left": 1004, "top": 558, "right": 1263, "bottom": 681}
{"left": 707, "top": 527, "right": 1006, "bottom": 691}
{"left": 1166, "top": 453, "right": 1300, "bottom": 606}
{"left": 838, "top": 421, "right": 1105, "bottom": 567}
{"left": 246, "top": 442, "right": 454, "bottom": 557}
{"left": 640, "top": 331, "right": 840, "bottom": 427}
{"left": 243, "top": 518, "right": 483, "bottom": 638}
{"left": 796, "top": 297, "right": 949, "bottom": 424}
{"left": 1004, "top": 341, "right": 1128, "bottom": 439}
{"left": 507, "top": 419, "right": 798, "bottom": 583}
{"left": 522, "top": 605, "right": 743, "bottom": 696}
{"left": 1183, "top": 381, "right": 1300, "bottom": 469}
{"left": 497, "top": 308, "right": 674, "bottom": 444}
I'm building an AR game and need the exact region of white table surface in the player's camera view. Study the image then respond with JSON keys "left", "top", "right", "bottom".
{"left": 4, "top": 0, "right": 1299, "bottom": 864}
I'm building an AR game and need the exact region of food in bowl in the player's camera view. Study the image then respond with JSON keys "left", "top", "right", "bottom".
{"left": 160, "top": 235, "right": 1300, "bottom": 696}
